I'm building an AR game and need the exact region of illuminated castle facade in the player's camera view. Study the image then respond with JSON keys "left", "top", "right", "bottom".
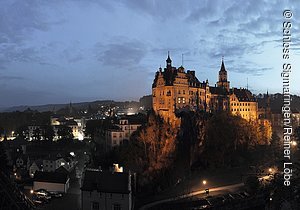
{"left": 152, "top": 54, "right": 258, "bottom": 123}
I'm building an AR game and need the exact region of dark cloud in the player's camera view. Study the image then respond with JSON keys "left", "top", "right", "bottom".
{"left": 0, "top": 75, "right": 24, "bottom": 81}
{"left": 116, "top": 0, "right": 190, "bottom": 20}
{"left": 230, "top": 62, "right": 272, "bottom": 76}
{"left": 95, "top": 39, "right": 147, "bottom": 67}
{"left": 0, "top": 0, "right": 49, "bottom": 45}
{"left": 0, "top": 45, "right": 41, "bottom": 69}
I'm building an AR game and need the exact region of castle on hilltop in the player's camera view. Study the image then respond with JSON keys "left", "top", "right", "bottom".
{"left": 152, "top": 53, "right": 258, "bottom": 124}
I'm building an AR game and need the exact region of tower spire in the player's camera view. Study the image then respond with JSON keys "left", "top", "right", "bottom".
{"left": 220, "top": 56, "right": 226, "bottom": 72}
{"left": 166, "top": 51, "right": 172, "bottom": 67}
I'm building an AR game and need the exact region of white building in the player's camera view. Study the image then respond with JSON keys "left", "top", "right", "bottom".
{"left": 81, "top": 169, "right": 132, "bottom": 210}
{"left": 105, "top": 129, "right": 125, "bottom": 148}
{"left": 118, "top": 119, "right": 141, "bottom": 139}
{"left": 105, "top": 116, "right": 143, "bottom": 150}
{"left": 29, "top": 159, "right": 43, "bottom": 178}
{"left": 43, "top": 156, "right": 75, "bottom": 172}
{"left": 33, "top": 171, "right": 69, "bottom": 193}
{"left": 28, "top": 125, "right": 44, "bottom": 141}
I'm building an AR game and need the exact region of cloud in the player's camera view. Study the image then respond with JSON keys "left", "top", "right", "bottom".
{"left": 0, "top": 44, "right": 42, "bottom": 70}
{"left": 0, "top": 0, "right": 49, "bottom": 45}
{"left": 61, "top": 41, "right": 84, "bottom": 63}
{"left": 230, "top": 62, "right": 272, "bottom": 76}
{"left": 0, "top": 75, "right": 24, "bottom": 81}
{"left": 95, "top": 39, "right": 147, "bottom": 68}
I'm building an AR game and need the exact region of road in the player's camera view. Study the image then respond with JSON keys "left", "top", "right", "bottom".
{"left": 139, "top": 183, "right": 244, "bottom": 210}
{"left": 42, "top": 150, "right": 88, "bottom": 210}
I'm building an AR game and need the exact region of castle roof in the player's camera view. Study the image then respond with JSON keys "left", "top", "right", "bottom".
{"left": 231, "top": 88, "right": 256, "bottom": 102}
{"left": 152, "top": 67, "right": 201, "bottom": 88}
{"left": 209, "top": 86, "right": 228, "bottom": 95}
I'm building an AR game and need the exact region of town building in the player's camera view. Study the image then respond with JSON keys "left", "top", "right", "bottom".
{"left": 51, "top": 115, "right": 85, "bottom": 140}
{"left": 29, "top": 159, "right": 43, "bottom": 178}
{"left": 105, "top": 115, "right": 143, "bottom": 149}
{"left": 81, "top": 168, "right": 132, "bottom": 210}
{"left": 33, "top": 171, "right": 70, "bottom": 193}
{"left": 42, "top": 155, "right": 76, "bottom": 173}
{"left": 105, "top": 128, "right": 125, "bottom": 148}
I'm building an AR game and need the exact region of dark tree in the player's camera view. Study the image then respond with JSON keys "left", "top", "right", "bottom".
{"left": 244, "top": 175, "right": 260, "bottom": 194}
{"left": 16, "top": 125, "right": 29, "bottom": 139}
{"left": 33, "top": 127, "right": 41, "bottom": 141}
{"left": 43, "top": 125, "right": 55, "bottom": 141}
{"left": 57, "top": 125, "right": 73, "bottom": 140}
{"left": 294, "top": 126, "right": 300, "bottom": 142}
{"left": 0, "top": 142, "right": 8, "bottom": 172}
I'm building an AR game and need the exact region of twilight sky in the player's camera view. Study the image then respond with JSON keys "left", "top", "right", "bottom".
{"left": 0, "top": 0, "right": 299, "bottom": 107}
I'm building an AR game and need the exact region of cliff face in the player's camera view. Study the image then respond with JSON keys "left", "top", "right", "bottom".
{"left": 178, "top": 111, "right": 209, "bottom": 168}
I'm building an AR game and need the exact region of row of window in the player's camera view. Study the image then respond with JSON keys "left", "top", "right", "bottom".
{"left": 231, "top": 108, "right": 251, "bottom": 112}
{"left": 155, "top": 89, "right": 209, "bottom": 97}
{"left": 231, "top": 102, "right": 251, "bottom": 106}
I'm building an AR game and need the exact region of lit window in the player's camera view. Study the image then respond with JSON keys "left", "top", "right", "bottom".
{"left": 183, "top": 98, "right": 186, "bottom": 104}
{"left": 178, "top": 98, "right": 181, "bottom": 104}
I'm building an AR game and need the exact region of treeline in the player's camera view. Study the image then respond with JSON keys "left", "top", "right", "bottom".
{"left": 92, "top": 110, "right": 274, "bottom": 193}
{"left": 0, "top": 110, "right": 52, "bottom": 135}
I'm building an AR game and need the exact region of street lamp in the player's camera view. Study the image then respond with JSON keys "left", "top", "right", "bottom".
{"left": 202, "top": 180, "right": 207, "bottom": 185}
{"left": 268, "top": 168, "right": 273, "bottom": 173}
{"left": 291, "top": 141, "right": 297, "bottom": 146}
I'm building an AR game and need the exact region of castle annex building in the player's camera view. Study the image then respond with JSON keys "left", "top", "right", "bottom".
{"left": 152, "top": 54, "right": 258, "bottom": 123}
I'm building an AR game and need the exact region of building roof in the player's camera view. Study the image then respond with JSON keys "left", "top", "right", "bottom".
{"left": 31, "top": 159, "right": 43, "bottom": 169}
{"left": 107, "top": 128, "right": 123, "bottom": 132}
{"left": 209, "top": 86, "right": 228, "bottom": 95}
{"left": 231, "top": 88, "right": 256, "bottom": 102}
{"left": 186, "top": 70, "right": 201, "bottom": 87}
{"left": 119, "top": 114, "right": 146, "bottom": 125}
{"left": 34, "top": 171, "right": 69, "bottom": 184}
{"left": 65, "top": 120, "right": 78, "bottom": 126}
{"left": 81, "top": 170, "right": 130, "bottom": 194}
{"left": 55, "top": 166, "right": 69, "bottom": 174}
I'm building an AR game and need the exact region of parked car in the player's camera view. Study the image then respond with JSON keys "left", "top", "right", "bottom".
{"left": 35, "top": 189, "right": 51, "bottom": 200}
{"left": 49, "top": 191, "right": 63, "bottom": 198}
{"left": 32, "top": 194, "right": 47, "bottom": 205}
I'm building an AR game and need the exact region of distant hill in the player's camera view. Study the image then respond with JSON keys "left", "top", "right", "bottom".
{"left": 1, "top": 93, "right": 299, "bottom": 113}
{"left": 0, "top": 100, "right": 140, "bottom": 112}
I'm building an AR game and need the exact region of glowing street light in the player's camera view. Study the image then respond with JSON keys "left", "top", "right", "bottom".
{"left": 30, "top": 189, "right": 34, "bottom": 194}
{"left": 268, "top": 168, "right": 273, "bottom": 173}
{"left": 202, "top": 180, "right": 207, "bottom": 185}
{"left": 291, "top": 141, "right": 297, "bottom": 146}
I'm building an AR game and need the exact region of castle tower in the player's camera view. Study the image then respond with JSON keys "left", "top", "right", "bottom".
{"left": 265, "top": 90, "right": 272, "bottom": 120}
{"left": 166, "top": 51, "right": 172, "bottom": 68}
{"left": 217, "top": 58, "right": 230, "bottom": 92}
